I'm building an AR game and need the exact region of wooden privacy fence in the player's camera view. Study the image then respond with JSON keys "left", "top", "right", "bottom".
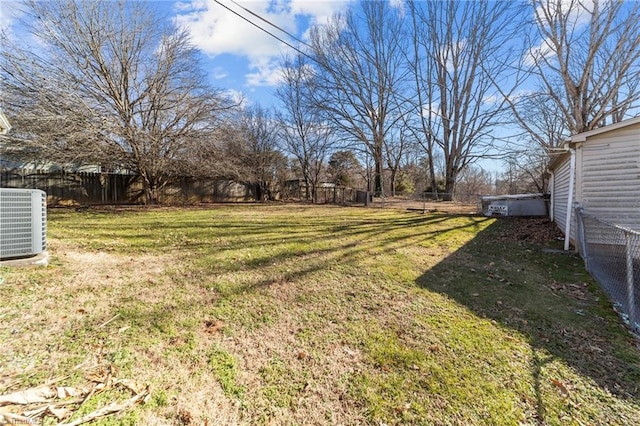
{"left": 0, "top": 169, "right": 257, "bottom": 205}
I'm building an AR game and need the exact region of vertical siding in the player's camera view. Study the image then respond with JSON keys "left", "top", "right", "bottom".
{"left": 552, "top": 156, "right": 573, "bottom": 240}
{"left": 580, "top": 124, "right": 640, "bottom": 232}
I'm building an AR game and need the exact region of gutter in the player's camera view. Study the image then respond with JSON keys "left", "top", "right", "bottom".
{"left": 548, "top": 170, "right": 554, "bottom": 222}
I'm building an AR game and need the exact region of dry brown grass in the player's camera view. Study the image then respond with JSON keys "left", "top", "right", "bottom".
{"left": 369, "top": 198, "right": 479, "bottom": 214}
{"left": 1, "top": 205, "right": 639, "bottom": 425}
{"left": 1, "top": 218, "right": 375, "bottom": 424}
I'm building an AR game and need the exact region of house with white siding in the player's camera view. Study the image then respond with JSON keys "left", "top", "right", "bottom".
{"left": 548, "top": 116, "right": 640, "bottom": 250}
{"left": 0, "top": 110, "right": 11, "bottom": 135}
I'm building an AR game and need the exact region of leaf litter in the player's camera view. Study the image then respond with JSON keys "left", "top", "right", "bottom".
{"left": 0, "top": 362, "right": 149, "bottom": 425}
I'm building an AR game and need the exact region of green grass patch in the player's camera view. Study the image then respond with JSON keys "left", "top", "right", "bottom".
{"left": 208, "top": 344, "right": 244, "bottom": 399}
{"left": 1, "top": 206, "right": 638, "bottom": 425}
{"left": 259, "top": 357, "right": 309, "bottom": 408}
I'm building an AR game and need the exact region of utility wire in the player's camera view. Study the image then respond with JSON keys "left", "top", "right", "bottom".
{"left": 227, "top": 0, "right": 312, "bottom": 50}
{"left": 211, "top": 0, "right": 316, "bottom": 63}
{"left": 209, "top": 0, "right": 473, "bottom": 131}
{"left": 209, "top": 0, "right": 413, "bottom": 105}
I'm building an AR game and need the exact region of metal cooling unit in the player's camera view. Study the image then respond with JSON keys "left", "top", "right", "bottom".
{"left": 0, "top": 188, "right": 47, "bottom": 260}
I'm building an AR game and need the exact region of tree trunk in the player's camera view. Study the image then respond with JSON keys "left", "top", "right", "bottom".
{"left": 389, "top": 168, "right": 397, "bottom": 197}
{"left": 259, "top": 182, "right": 270, "bottom": 202}
{"left": 443, "top": 176, "right": 455, "bottom": 201}
{"left": 428, "top": 151, "right": 438, "bottom": 196}
{"left": 374, "top": 146, "right": 384, "bottom": 195}
{"left": 142, "top": 173, "right": 163, "bottom": 205}
{"left": 303, "top": 177, "right": 311, "bottom": 201}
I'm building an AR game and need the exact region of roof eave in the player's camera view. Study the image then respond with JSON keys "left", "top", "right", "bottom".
{"left": 568, "top": 116, "right": 640, "bottom": 143}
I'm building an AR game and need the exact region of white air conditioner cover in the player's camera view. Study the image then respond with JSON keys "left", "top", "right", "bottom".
{"left": 0, "top": 188, "right": 47, "bottom": 259}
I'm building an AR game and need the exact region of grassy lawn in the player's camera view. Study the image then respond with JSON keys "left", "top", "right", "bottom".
{"left": 1, "top": 204, "right": 639, "bottom": 425}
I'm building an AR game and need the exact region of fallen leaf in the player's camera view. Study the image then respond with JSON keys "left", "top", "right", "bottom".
{"left": 47, "top": 405, "right": 73, "bottom": 420}
{"left": 0, "top": 386, "right": 56, "bottom": 405}
{"left": 24, "top": 402, "right": 78, "bottom": 420}
{"left": 203, "top": 320, "right": 224, "bottom": 335}
{"left": 0, "top": 410, "right": 35, "bottom": 425}
{"left": 114, "top": 379, "right": 144, "bottom": 395}
{"left": 57, "top": 387, "right": 85, "bottom": 399}
{"left": 551, "top": 379, "right": 570, "bottom": 398}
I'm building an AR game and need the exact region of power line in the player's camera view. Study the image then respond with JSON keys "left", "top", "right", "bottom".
{"left": 211, "top": 0, "right": 316, "bottom": 63}
{"left": 209, "top": 0, "right": 443, "bottom": 119}
{"left": 209, "top": 0, "right": 410, "bottom": 104}
{"left": 227, "top": 0, "right": 312, "bottom": 50}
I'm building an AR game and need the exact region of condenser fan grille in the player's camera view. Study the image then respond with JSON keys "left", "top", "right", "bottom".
{"left": 0, "top": 189, "right": 47, "bottom": 259}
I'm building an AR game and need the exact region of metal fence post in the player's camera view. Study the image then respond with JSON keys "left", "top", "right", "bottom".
{"left": 625, "top": 233, "right": 638, "bottom": 332}
{"left": 575, "top": 205, "right": 590, "bottom": 273}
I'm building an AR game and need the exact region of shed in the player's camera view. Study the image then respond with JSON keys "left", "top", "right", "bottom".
{"left": 481, "top": 193, "right": 548, "bottom": 217}
{"left": 548, "top": 116, "right": 640, "bottom": 249}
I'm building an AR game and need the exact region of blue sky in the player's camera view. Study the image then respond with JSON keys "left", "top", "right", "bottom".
{"left": 3, "top": 0, "right": 636, "bottom": 174}
{"left": 0, "top": 0, "right": 535, "bottom": 174}
{"left": 0, "top": 0, "right": 354, "bottom": 107}
{"left": 170, "top": 0, "right": 355, "bottom": 106}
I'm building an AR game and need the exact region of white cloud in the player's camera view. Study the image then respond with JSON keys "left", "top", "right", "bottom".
{"left": 421, "top": 102, "right": 441, "bottom": 120}
{"left": 224, "top": 88, "right": 247, "bottom": 105}
{"left": 523, "top": 37, "right": 555, "bottom": 66}
{"left": 534, "top": 0, "right": 594, "bottom": 29}
{"left": 482, "top": 94, "right": 499, "bottom": 105}
{"left": 174, "top": 0, "right": 351, "bottom": 87}
{"left": 438, "top": 40, "right": 466, "bottom": 73}
{"left": 389, "top": 0, "right": 405, "bottom": 16}
{"left": 211, "top": 66, "right": 229, "bottom": 80}
{"left": 245, "top": 56, "right": 283, "bottom": 87}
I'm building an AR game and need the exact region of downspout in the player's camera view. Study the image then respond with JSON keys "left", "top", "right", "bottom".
{"left": 548, "top": 170, "right": 554, "bottom": 222}
{"left": 563, "top": 147, "right": 576, "bottom": 251}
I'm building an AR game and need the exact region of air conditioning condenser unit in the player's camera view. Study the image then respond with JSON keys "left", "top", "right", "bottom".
{"left": 0, "top": 188, "right": 47, "bottom": 261}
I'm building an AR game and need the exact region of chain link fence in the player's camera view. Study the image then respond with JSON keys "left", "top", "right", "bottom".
{"left": 364, "top": 192, "right": 480, "bottom": 214}
{"left": 575, "top": 205, "right": 640, "bottom": 333}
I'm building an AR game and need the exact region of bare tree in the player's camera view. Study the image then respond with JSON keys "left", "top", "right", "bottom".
{"left": 507, "top": 149, "right": 550, "bottom": 194}
{"left": 406, "top": 0, "right": 522, "bottom": 200}
{"left": 383, "top": 127, "right": 412, "bottom": 196}
{"left": 519, "top": 0, "right": 640, "bottom": 135}
{"left": 309, "top": 0, "right": 408, "bottom": 195}
{"left": 405, "top": 3, "right": 439, "bottom": 196}
{"left": 489, "top": 0, "right": 640, "bottom": 195}
{"left": 504, "top": 94, "right": 568, "bottom": 193}
{"left": 230, "top": 105, "right": 285, "bottom": 201}
{"left": 0, "top": 0, "right": 232, "bottom": 203}
{"left": 276, "top": 53, "right": 334, "bottom": 202}
{"left": 456, "top": 165, "right": 494, "bottom": 199}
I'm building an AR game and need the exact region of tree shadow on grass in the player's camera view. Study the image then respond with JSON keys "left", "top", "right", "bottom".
{"left": 416, "top": 217, "right": 640, "bottom": 416}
